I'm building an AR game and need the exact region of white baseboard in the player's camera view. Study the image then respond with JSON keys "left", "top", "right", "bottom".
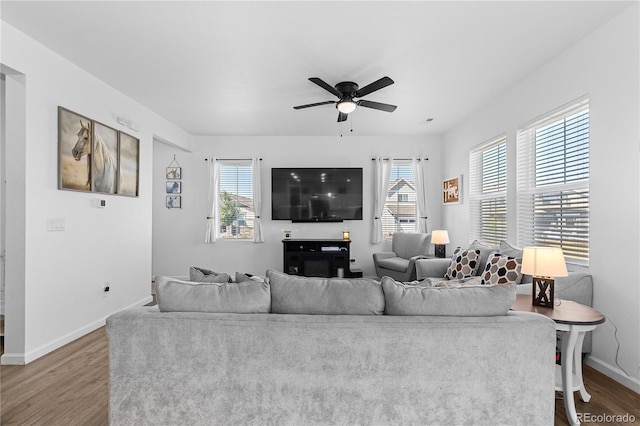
{"left": 586, "top": 355, "right": 640, "bottom": 394}
{"left": 0, "top": 295, "right": 152, "bottom": 365}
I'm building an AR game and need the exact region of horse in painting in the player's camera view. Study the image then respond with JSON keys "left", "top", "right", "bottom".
{"left": 71, "top": 120, "right": 117, "bottom": 193}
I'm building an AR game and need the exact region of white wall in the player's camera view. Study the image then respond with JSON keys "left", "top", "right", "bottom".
{"left": 441, "top": 4, "right": 640, "bottom": 391}
{"left": 152, "top": 135, "right": 443, "bottom": 278}
{"left": 0, "top": 22, "right": 191, "bottom": 364}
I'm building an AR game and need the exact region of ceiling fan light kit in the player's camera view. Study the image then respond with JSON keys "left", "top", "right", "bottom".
{"left": 293, "top": 76, "right": 397, "bottom": 122}
{"left": 336, "top": 100, "right": 357, "bottom": 114}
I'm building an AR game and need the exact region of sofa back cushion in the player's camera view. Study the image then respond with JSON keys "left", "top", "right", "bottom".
{"left": 267, "top": 269, "right": 384, "bottom": 315}
{"left": 381, "top": 276, "right": 515, "bottom": 316}
{"left": 156, "top": 276, "right": 271, "bottom": 313}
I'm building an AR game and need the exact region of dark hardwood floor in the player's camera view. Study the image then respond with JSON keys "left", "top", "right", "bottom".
{"left": 1, "top": 325, "right": 638, "bottom": 425}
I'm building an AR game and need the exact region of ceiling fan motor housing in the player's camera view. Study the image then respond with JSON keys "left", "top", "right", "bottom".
{"left": 335, "top": 81, "right": 359, "bottom": 99}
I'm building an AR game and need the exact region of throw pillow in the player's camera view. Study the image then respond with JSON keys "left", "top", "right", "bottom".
{"left": 381, "top": 276, "right": 515, "bottom": 316}
{"left": 235, "top": 272, "right": 266, "bottom": 283}
{"left": 498, "top": 241, "right": 523, "bottom": 258}
{"left": 498, "top": 242, "right": 533, "bottom": 283}
{"left": 266, "top": 269, "right": 384, "bottom": 315}
{"left": 444, "top": 248, "right": 481, "bottom": 280}
{"left": 481, "top": 253, "right": 523, "bottom": 285}
{"left": 156, "top": 276, "right": 271, "bottom": 313}
{"left": 189, "top": 266, "right": 231, "bottom": 283}
{"left": 468, "top": 240, "right": 498, "bottom": 272}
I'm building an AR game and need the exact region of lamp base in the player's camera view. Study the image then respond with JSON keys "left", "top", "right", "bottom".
{"left": 532, "top": 276, "right": 555, "bottom": 308}
{"left": 435, "top": 244, "right": 447, "bottom": 258}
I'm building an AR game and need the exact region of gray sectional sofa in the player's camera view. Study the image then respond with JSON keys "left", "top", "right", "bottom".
{"left": 415, "top": 240, "right": 594, "bottom": 352}
{"left": 108, "top": 270, "right": 556, "bottom": 425}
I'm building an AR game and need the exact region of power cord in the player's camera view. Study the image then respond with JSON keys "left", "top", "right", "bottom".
{"left": 604, "top": 315, "right": 640, "bottom": 379}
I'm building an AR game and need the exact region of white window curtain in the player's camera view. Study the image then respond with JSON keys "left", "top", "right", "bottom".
{"left": 371, "top": 157, "right": 391, "bottom": 244}
{"left": 252, "top": 157, "right": 264, "bottom": 243}
{"left": 205, "top": 157, "right": 220, "bottom": 243}
{"left": 412, "top": 158, "right": 431, "bottom": 234}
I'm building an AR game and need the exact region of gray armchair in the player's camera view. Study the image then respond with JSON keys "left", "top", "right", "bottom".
{"left": 373, "top": 232, "right": 431, "bottom": 281}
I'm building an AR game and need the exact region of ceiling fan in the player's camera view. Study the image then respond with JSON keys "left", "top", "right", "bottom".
{"left": 293, "top": 76, "right": 397, "bottom": 122}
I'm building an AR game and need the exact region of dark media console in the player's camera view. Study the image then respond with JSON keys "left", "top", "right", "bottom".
{"left": 282, "top": 239, "right": 362, "bottom": 278}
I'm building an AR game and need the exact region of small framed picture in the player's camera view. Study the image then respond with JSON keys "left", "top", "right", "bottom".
{"left": 166, "top": 167, "right": 181, "bottom": 179}
{"left": 443, "top": 175, "right": 461, "bottom": 205}
{"left": 166, "top": 195, "right": 181, "bottom": 209}
{"left": 166, "top": 181, "right": 181, "bottom": 194}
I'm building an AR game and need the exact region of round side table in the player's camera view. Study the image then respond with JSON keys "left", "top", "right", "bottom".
{"left": 512, "top": 293, "right": 605, "bottom": 426}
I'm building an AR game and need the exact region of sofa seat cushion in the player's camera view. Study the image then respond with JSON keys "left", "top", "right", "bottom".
{"left": 267, "top": 269, "right": 384, "bottom": 315}
{"left": 375, "top": 256, "right": 409, "bottom": 272}
{"left": 156, "top": 276, "right": 270, "bottom": 313}
{"left": 381, "top": 276, "right": 515, "bottom": 316}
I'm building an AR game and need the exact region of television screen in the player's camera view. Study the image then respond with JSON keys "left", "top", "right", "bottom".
{"left": 271, "top": 168, "right": 363, "bottom": 221}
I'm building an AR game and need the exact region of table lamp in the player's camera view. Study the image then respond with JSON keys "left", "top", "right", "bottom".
{"left": 431, "top": 230, "right": 450, "bottom": 258}
{"left": 521, "top": 247, "right": 568, "bottom": 308}
{"left": 342, "top": 230, "right": 350, "bottom": 241}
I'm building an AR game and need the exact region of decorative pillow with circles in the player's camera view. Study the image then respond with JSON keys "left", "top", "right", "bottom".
{"left": 481, "top": 253, "right": 523, "bottom": 285}
{"left": 444, "top": 248, "right": 481, "bottom": 280}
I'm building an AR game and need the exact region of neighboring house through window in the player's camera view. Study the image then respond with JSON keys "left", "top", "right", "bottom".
{"left": 218, "top": 160, "right": 254, "bottom": 240}
{"left": 470, "top": 136, "right": 507, "bottom": 245}
{"left": 382, "top": 161, "right": 416, "bottom": 239}
{"left": 517, "top": 97, "right": 590, "bottom": 265}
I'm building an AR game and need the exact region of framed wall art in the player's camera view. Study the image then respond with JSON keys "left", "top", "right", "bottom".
{"left": 58, "top": 107, "right": 93, "bottom": 192}
{"left": 166, "top": 195, "right": 182, "bottom": 209}
{"left": 443, "top": 175, "right": 461, "bottom": 205}
{"left": 166, "top": 181, "right": 181, "bottom": 194}
{"left": 118, "top": 131, "right": 140, "bottom": 197}
{"left": 166, "top": 166, "right": 181, "bottom": 179}
{"left": 92, "top": 121, "right": 119, "bottom": 194}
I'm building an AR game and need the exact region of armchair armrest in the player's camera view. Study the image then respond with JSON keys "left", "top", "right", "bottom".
{"left": 415, "top": 258, "right": 451, "bottom": 280}
{"left": 373, "top": 252, "right": 397, "bottom": 262}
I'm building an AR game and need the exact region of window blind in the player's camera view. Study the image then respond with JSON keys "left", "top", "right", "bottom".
{"left": 470, "top": 136, "right": 507, "bottom": 245}
{"left": 517, "top": 98, "right": 589, "bottom": 264}
{"left": 218, "top": 160, "right": 254, "bottom": 240}
{"left": 382, "top": 162, "right": 417, "bottom": 239}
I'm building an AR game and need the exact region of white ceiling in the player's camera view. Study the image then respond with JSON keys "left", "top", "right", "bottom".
{"left": 1, "top": 1, "right": 632, "bottom": 137}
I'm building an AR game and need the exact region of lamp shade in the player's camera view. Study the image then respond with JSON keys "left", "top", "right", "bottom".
{"left": 521, "top": 247, "right": 568, "bottom": 278}
{"left": 431, "top": 230, "right": 450, "bottom": 245}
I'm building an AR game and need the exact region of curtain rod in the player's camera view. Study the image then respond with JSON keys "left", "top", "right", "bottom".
{"left": 371, "top": 157, "right": 429, "bottom": 161}
{"left": 204, "top": 158, "right": 262, "bottom": 161}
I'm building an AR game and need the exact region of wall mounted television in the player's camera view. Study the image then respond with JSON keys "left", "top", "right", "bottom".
{"left": 271, "top": 168, "right": 363, "bottom": 222}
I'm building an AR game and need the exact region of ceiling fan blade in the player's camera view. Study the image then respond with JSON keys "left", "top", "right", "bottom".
{"left": 354, "top": 76, "right": 394, "bottom": 98}
{"left": 293, "top": 100, "right": 336, "bottom": 110}
{"left": 357, "top": 99, "right": 397, "bottom": 112}
{"left": 337, "top": 112, "right": 348, "bottom": 122}
{"left": 309, "top": 77, "right": 342, "bottom": 98}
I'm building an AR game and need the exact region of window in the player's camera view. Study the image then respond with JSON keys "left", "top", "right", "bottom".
{"left": 382, "top": 161, "right": 416, "bottom": 239}
{"left": 517, "top": 98, "right": 589, "bottom": 264}
{"left": 218, "top": 160, "right": 254, "bottom": 240}
{"left": 470, "top": 136, "right": 507, "bottom": 245}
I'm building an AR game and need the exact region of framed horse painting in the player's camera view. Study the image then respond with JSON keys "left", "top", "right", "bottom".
{"left": 118, "top": 131, "right": 140, "bottom": 197}
{"left": 91, "top": 121, "right": 119, "bottom": 194}
{"left": 58, "top": 107, "right": 93, "bottom": 192}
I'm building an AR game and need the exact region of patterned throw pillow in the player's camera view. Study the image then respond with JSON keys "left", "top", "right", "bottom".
{"left": 444, "top": 248, "right": 481, "bottom": 280}
{"left": 481, "top": 253, "right": 523, "bottom": 285}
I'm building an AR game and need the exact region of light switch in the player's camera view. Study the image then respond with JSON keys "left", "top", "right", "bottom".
{"left": 47, "top": 218, "right": 66, "bottom": 232}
